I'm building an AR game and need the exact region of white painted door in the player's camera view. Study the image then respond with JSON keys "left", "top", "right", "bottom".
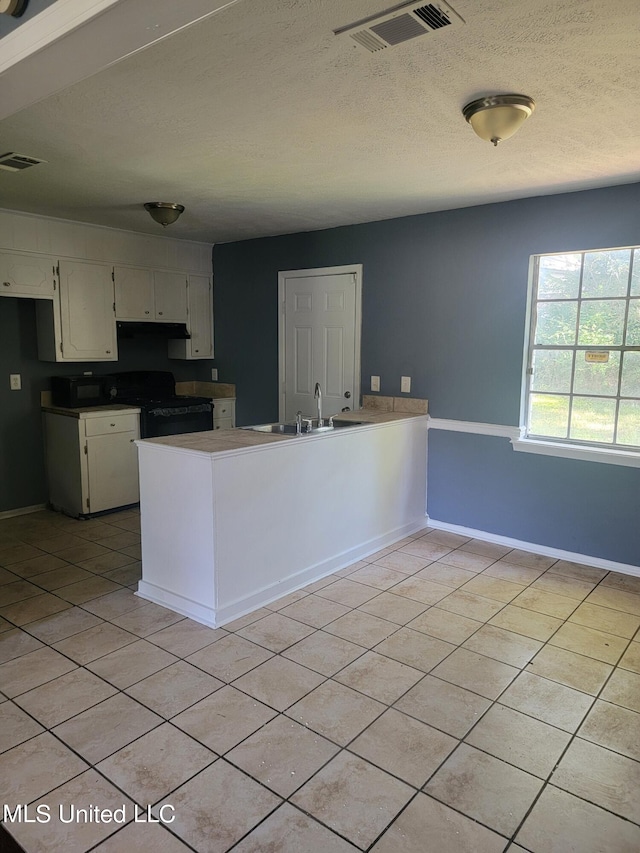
{"left": 114, "top": 266, "right": 154, "bottom": 320}
{"left": 0, "top": 251, "right": 56, "bottom": 299}
{"left": 86, "top": 431, "right": 140, "bottom": 513}
{"left": 58, "top": 260, "right": 117, "bottom": 360}
{"left": 153, "top": 271, "right": 187, "bottom": 321}
{"left": 187, "top": 274, "right": 214, "bottom": 357}
{"left": 280, "top": 266, "right": 361, "bottom": 423}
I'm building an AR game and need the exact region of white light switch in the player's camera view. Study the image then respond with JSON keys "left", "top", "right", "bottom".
{"left": 401, "top": 376, "right": 411, "bottom": 393}
{"left": 10, "top": 374, "right": 21, "bottom": 391}
{"left": 211, "top": 368, "right": 218, "bottom": 381}
{"left": 370, "top": 375, "right": 380, "bottom": 392}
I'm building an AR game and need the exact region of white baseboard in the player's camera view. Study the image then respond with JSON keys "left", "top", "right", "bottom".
{"left": 136, "top": 581, "right": 218, "bottom": 628}
{"left": 426, "top": 516, "right": 640, "bottom": 578}
{"left": 138, "top": 517, "right": 428, "bottom": 628}
{"left": 0, "top": 504, "right": 46, "bottom": 520}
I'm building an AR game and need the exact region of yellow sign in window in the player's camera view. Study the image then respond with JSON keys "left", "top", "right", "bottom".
{"left": 584, "top": 351, "right": 610, "bottom": 363}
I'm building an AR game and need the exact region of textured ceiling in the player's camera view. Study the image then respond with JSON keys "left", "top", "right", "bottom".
{"left": 1, "top": 0, "right": 639, "bottom": 243}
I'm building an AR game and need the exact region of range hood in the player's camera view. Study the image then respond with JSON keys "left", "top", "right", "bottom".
{"left": 116, "top": 321, "right": 190, "bottom": 339}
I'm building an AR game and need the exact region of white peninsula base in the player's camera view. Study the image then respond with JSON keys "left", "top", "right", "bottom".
{"left": 136, "top": 415, "right": 427, "bottom": 628}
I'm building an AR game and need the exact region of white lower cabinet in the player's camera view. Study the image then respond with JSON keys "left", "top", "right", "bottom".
{"left": 212, "top": 398, "right": 235, "bottom": 429}
{"left": 44, "top": 408, "right": 140, "bottom": 517}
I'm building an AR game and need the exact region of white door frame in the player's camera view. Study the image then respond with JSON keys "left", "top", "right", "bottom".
{"left": 278, "top": 264, "right": 363, "bottom": 423}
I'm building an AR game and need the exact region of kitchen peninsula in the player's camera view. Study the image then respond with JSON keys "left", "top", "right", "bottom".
{"left": 135, "top": 400, "right": 428, "bottom": 627}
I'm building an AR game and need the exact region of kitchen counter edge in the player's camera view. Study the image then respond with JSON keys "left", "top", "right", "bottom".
{"left": 135, "top": 409, "right": 428, "bottom": 458}
{"left": 41, "top": 404, "right": 141, "bottom": 417}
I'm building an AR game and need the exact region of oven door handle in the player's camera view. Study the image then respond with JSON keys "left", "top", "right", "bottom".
{"left": 148, "top": 404, "right": 212, "bottom": 417}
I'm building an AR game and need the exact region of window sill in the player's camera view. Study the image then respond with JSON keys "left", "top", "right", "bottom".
{"left": 511, "top": 436, "right": 640, "bottom": 468}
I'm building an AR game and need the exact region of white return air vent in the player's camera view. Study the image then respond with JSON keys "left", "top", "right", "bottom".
{"left": 335, "top": 1, "right": 464, "bottom": 53}
{"left": 0, "top": 152, "right": 47, "bottom": 172}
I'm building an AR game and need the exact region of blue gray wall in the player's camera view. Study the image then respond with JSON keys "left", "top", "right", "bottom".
{"left": 0, "top": 297, "right": 212, "bottom": 513}
{"left": 213, "top": 182, "right": 640, "bottom": 566}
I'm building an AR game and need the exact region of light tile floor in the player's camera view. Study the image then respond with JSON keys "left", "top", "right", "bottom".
{"left": 1, "top": 509, "right": 640, "bottom": 852}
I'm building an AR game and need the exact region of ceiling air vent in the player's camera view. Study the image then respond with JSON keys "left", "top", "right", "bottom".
{"left": 0, "top": 152, "right": 47, "bottom": 172}
{"left": 335, "top": 1, "right": 464, "bottom": 53}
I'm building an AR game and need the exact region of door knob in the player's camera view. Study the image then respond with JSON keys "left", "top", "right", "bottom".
{"left": 344, "top": 391, "right": 351, "bottom": 398}
{"left": 342, "top": 406, "right": 351, "bottom": 412}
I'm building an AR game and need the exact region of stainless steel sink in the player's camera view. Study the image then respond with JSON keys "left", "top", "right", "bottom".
{"left": 242, "top": 423, "right": 299, "bottom": 434}
{"left": 242, "top": 419, "right": 364, "bottom": 435}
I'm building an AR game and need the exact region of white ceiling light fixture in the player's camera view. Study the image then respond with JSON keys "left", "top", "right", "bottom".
{"left": 463, "top": 95, "right": 535, "bottom": 146}
{"left": 144, "top": 202, "right": 185, "bottom": 228}
{"left": 0, "top": 0, "right": 30, "bottom": 16}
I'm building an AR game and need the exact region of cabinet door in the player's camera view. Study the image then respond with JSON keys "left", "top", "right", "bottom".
{"left": 153, "top": 271, "right": 187, "bottom": 321}
{"left": 58, "top": 260, "right": 117, "bottom": 360}
{"left": 114, "top": 266, "right": 154, "bottom": 320}
{"left": 0, "top": 251, "right": 56, "bottom": 298}
{"left": 187, "top": 274, "right": 213, "bottom": 358}
{"left": 212, "top": 399, "right": 234, "bottom": 425}
{"left": 86, "top": 430, "right": 139, "bottom": 513}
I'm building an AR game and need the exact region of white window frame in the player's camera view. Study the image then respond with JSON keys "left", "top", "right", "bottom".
{"left": 513, "top": 245, "right": 640, "bottom": 469}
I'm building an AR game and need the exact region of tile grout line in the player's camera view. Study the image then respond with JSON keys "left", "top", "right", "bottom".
{"left": 485, "top": 567, "right": 640, "bottom": 845}
{"left": 2, "top": 514, "right": 640, "bottom": 851}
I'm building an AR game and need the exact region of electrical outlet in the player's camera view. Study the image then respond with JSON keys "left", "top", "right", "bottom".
{"left": 10, "top": 374, "right": 21, "bottom": 391}
{"left": 211, "top": 368, "right": 218, "bottom": 381}
{"left": 401, "top": 376, "right": 411, "bottom": 393}
{"left": 370, "top": 375, "right": 380, "bottom": 392}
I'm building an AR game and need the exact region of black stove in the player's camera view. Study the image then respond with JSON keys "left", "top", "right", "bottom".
{"left": 109, "top": 371, "right": 214, "bottom": 438}
{"left": 123, "top": 395, "right": 212, "bottom": 408}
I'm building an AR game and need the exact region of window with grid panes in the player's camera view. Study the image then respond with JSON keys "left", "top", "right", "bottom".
{"left": 524, "top": 246, "right": 640, "bottom": 450}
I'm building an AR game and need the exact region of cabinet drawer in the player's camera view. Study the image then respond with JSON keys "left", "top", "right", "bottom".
{"left": 213, "top": 417, "right": 234, "bottom": 431}
{"left": 84, "top": 413, "right": 139, "bottom": 436}
{"left": 212, "top": 400, "right": 233, "bottom": 417}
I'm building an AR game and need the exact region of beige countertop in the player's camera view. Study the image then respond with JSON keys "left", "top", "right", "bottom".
{"left": 41, "top": 403, "right": 141, "bottom": 417}
{"left": 139, "top": 406, "right": 428, "bottom": 455}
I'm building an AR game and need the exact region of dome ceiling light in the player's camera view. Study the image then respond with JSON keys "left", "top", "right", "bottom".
{"left": 144, "top": 202, "right": 185, "bottom": 228}
{"left": 462, "top": 94, "right": 535, "bottom": 146}
{"left": 0, "top": 0, "right": 30, "bottom": 16}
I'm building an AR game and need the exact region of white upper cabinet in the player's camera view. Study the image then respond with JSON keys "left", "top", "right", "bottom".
{"left": 0, "top": 250, "right": 56, "bottom": 298}
{"left": 153, "top": 270, "right": 188, "bottom": 321}
{"left": 36, "top": 260, "right": 117, "bottom": 361}
{"left": 187, "top": 274, "right": 214, "bottom": 358}
{"left": 113, "top": 266, "right": 154, "bottom": 319}
{"left": 0, "top": 210, "right": 212, "bottom": 362}
{"left": 168, "top": 274, "right": 214, "bottom": 360}
{"left": 58, "top": 260, "right": 117, "bottom": 360}
{"left": 114, "top": 267, "right": 187, "bottom": 322}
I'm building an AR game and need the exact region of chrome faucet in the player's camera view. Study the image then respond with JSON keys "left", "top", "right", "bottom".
{"left": 314, "top": 382, "right": 322, "bottom": 427}
{"left": 295, "top": 411, "right": 303, "bottom": 435}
